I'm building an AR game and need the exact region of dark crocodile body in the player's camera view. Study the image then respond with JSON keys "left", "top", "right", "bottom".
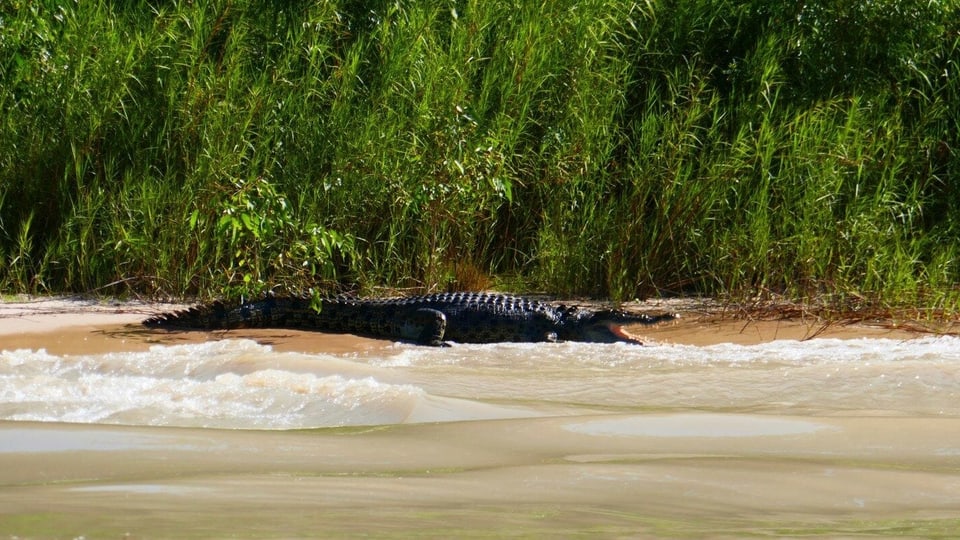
{"left": 143, "top": 292, "right": 676, "bottom": 345}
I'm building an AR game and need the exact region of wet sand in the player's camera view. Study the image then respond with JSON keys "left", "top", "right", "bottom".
{"left": 2, "top": 297, "right": 959, "bottom": 537}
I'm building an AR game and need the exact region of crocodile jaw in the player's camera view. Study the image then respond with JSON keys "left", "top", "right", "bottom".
{"left": 606, "top": 323, "right": 644, "bottom": 344}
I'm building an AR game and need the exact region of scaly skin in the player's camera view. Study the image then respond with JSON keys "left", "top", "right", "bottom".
{"left": 143, "top": 292, "right": 676, "bottom": 345}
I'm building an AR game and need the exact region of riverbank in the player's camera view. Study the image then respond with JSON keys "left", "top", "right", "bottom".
{"left": 1, "top": 295, "right": 954, "bottom": 354}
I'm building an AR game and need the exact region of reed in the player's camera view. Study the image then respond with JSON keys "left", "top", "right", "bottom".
{"left": 1, "top": 0, "right": 958, "bottom": 316}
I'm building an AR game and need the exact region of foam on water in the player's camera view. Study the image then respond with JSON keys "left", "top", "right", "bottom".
{"left": 0, "top": 340, "right": 432, "bottom": 429}
{"left": 2, "top": 335, "right": 959, "bottom": 428}
{"left": 368, "top": 336, "right": 960, "bottom": 416}
{"left": 377, "top": 335, "right": 960, "bottom": 368}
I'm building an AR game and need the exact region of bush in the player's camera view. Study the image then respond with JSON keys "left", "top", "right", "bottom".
{"left": 1, "top": 0, "right": 958, "bottom": 312}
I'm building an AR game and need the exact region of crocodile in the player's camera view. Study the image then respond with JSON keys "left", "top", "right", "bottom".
{"left": 143, "top": 292, "right": 676, "bottom": 346}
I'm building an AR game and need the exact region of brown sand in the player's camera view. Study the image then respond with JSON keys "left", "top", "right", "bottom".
{"left": 2, "top": 297, "right": 959, "bottom": 537}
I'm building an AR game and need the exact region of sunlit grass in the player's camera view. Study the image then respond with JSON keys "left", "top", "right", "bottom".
{"left": 0, "top": 1, "right": 957, "bottom": 315}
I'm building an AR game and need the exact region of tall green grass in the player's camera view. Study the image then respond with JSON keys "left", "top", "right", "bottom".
{"left": 1, "top": 0, "right": 958, "bottom": 313}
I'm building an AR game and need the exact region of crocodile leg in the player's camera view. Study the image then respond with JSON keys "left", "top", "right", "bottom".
{"left": 399, "top": 308, "right": 448, "bottom": 346}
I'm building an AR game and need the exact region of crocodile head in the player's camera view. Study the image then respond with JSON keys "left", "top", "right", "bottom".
{"left": 560, "top": 308, "right": 676, "bottom": 344}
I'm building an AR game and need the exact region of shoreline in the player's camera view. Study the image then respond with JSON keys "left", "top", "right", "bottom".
{"left": 1, "top": 295, "right": 953, "bottom": 354}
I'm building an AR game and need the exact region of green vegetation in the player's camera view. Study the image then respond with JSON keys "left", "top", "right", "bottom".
{"left": 1, "top": 1, "right": 958, "bottom": 313}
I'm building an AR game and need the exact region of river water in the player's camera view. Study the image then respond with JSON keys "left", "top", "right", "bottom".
{"left": 2, "top": 322, "right": 960, "bottom": 537}
{"left": 3, "top": 336, "right": 960, "bottom": 428}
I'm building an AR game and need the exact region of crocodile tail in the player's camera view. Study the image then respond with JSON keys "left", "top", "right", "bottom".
{"left": 143, "top": 296, "right": 305, "bottom": 330}
{"left": 143, "top": 301, "right": 235, "bottom": 329}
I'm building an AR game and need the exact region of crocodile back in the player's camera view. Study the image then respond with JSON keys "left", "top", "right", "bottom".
{"left": 314, "top": 293, "right": 564, "bottom": 343}
{"left": 410, "top": 292, "right": 563, "bottom": 342}
{"left": 144, "top": 292, "right": 566, "bottom": 343}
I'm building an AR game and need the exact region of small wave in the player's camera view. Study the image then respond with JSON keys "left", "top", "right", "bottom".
{"left": 0, "top": 340, "right": 427, "bottom": 429}
{"left": 370, "top": 335, "right": 960, "bottom": 369}
{"left": 655, "top": 336, "right": 960, "bottom": 367}
{"left": 3, "top": 335, "right": 959, "bottom": 428}
{"left": 361, "top": 336, "right": 960, "bottom": 417}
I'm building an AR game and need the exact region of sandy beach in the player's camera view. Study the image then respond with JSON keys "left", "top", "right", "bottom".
{"left": 2, "top": 297, "right": 959, "bottom": 538}
{"left": 0, "top": 295, "right": 936, "bottom": 352}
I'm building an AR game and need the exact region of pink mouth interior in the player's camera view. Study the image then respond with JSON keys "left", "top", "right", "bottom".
{"left": 607, "top": 323, "right": 643, "bottom": 344}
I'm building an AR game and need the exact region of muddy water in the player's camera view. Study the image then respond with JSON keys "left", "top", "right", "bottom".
{"left": 1, "top": 317, "right": 959, "bottom": 537}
